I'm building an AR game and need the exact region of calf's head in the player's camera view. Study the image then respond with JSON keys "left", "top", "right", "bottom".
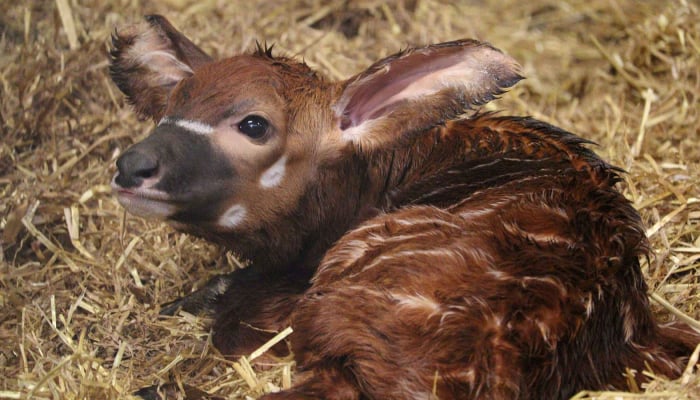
{"left": 110, "top": 15, "right": 521, "bottom": 264}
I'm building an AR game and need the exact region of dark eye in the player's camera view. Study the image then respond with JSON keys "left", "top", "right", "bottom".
{"left": 238, "top": 115, "right": 269, "bottom": 139}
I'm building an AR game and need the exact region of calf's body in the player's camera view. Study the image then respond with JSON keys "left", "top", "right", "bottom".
{"left": 109, "top": 15, "right": 699, "bottom": 399}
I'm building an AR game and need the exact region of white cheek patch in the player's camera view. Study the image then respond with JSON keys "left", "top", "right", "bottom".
{"left": 159, "top": 117, "right": 214, "bottom": 135}
{"left": 218, "top": 204, "right": 247, "bottom": 229}
{"left": 259, "top": 155, "right": 288, "bottom": 188}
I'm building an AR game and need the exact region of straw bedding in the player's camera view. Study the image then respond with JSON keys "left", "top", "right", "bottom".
{"left": 1, "top": 0, "right": 698, "bottom": 398}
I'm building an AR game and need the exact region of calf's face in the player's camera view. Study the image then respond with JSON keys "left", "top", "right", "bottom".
{"left": 113, "top": 54, "right": 322, "bottom": 233}
{"left": 110, "top": 15, "right": 521, "bottom": 248}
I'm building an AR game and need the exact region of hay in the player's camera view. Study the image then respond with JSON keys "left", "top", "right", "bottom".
{"left": 1, "top": 0, "right": 698, "bottom": 398}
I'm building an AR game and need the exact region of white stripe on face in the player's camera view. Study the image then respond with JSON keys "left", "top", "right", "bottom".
{"left": 259, "top": 155, "right": 288, "bottom": 188}
{"left": 219, "top": 204, "right": 247, "bottom": 229}
{"left": 159, "top": 117, "right": 214, "bottom": 135}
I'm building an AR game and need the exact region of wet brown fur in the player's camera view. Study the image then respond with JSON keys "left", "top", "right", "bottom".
{"left": 260, "top": 118, "right": 694, "bottom": 399}
{"left": 109, "top": 15, "right": 700, "bottom": 400}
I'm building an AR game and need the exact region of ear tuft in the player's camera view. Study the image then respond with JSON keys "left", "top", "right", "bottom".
{"left": 254, "top": 41, "right": 275, "bottom": 59}
{"left": 109, "top": 15, "right": 212, "bottom": 122}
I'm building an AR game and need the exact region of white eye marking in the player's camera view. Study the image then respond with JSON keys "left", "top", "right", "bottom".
{"left": 158, "top": 117, "right": 214, "bottom": 135}
{"left": 219, "top": 204, "right": 247, "bottom": 228}
{"left": 259, "top": 155, "right": 287, "bottom": 188}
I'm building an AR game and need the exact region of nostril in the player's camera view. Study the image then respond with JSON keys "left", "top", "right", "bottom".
{"left": 115, "top": 150, "right": 159, "bottom": 188}
{"left": 133, "top": 159, "right": 159, "bottom": 179}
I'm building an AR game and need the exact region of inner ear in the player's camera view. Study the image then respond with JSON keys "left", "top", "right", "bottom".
{"left": 338, "top": 47, "right": 498, "bottom": 129}
{"left": 110, "top": 15, "right": 213, "bottom": 122}
{"left": 332, "top": 39, "right": 522, "bottom": 150}
{"left": 140, "top": 15, "right": 212, "bottom": 69}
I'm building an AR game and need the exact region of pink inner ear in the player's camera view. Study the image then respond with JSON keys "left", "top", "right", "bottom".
{"left": 138, "top": 50, "right": 194, "bottom": 84}
{"left": 338, "top": 44, "right": 521, "bottom": 130}
{"left": 341, "top": 52, "right": 461, "bottom": 129}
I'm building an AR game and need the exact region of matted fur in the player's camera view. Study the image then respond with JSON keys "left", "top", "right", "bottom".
{"left": 1, "top": 1, "right": 698, "bottom": 399}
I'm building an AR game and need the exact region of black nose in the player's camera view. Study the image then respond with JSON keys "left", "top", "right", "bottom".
{"left": 115, "top": 150, "right": 159, "bottom": 188}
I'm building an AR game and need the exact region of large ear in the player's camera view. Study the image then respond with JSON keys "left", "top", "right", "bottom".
{"left": 333, "top": 39, "right": 522, "bottom": 150}
{"left": 109, "top": 15, "right": 212, "bottom": 122}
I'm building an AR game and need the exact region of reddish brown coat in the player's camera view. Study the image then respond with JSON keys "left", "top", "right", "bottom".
{"left": 108, "top": 15, "right": 699, "bottom": 400}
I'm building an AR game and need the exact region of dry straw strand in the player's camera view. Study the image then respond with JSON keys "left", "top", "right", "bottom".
{"left": 1, "top": 0, "right": 698, "bottom": 399}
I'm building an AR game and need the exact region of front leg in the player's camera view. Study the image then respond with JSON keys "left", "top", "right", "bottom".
{"left": 210, "top": 267, "right": 312, "bottom": 357}
{"left": 135, "top": 267, "right": 311, "bottom": 399}
{"left": 159, "top": 273, "right": 235, "bottom": 316}
{"left": 133, "top": 272, "right": 244, "bottom": 400}
{"left": 160, "top": 266, "right": 312, "bottom": 356}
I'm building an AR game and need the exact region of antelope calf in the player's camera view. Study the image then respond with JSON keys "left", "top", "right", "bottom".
{"left": 110, "top": 15, "right": 699, "bottom": 400}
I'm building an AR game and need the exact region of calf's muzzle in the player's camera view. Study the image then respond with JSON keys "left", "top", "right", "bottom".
{"left": 115, "top": 150, "right": 159, "bottom": 188}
